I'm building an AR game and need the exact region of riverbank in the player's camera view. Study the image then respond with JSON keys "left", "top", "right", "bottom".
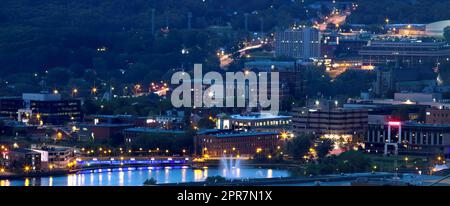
{"left": 0, "top": 163, "right": 191, "bottom": 181}
{"left": 156, "top": 173, "right": 399, "bottom": 186}
{"left": 0, "top": 170, "right": 74, "bottom": 180}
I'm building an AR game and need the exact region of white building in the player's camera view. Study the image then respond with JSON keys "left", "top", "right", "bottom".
{"left": 275, "top": 27, "right": 321, "bottom": 60}
{"left": 216, "top": 112, "right": 292, "bottom": 132}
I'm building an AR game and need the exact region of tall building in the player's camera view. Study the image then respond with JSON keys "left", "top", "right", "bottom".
{"left": 21, "top": 93, "right": 82, "bottom": 125}
{"left": 292, "top": 101, "right": 368, "bottom": 140}
{"left": 275, "top": 27, "right": 321, "bottom": 60}
{"left": 0, "top": 93, "right": 82, "bottom": 125}
{"left": 359, "top": 41, "right": 450, "bottom": 66}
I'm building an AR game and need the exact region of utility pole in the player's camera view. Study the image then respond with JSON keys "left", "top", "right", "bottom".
{"left": 151, "top": 8, "right": 155, "bottom": 35}
{"left": 165, "top": 15, "right": 169, "bottom": 30}
{"left": 187, "top": 12, "right": 192, "bottom": 29}
{"left": 260, "top": 17, "right": 264, "bottom": 35}
{"left": 244, "top": 13, "right": 249, "bottom": 31}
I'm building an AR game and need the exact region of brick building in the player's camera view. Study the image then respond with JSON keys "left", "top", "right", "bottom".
{"left": 194, "top": 130, "right": 285, "bottom": 158}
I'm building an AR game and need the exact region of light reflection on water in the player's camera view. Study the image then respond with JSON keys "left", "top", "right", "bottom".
{"left": 2, "top": 167, "right": 290, "bottom": 186}
{"left": 268, "top": 169, "right": 273, "bottom": 178}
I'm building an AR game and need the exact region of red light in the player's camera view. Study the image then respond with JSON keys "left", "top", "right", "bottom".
{"left": 388, "top": 121, "right": 401, "bottom": 126}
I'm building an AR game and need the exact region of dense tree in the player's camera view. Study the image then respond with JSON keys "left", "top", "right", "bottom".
{"left": 285, "top": 134, "right": 314, "bottom": 159}
{"left": 306, "top": 150, "right": 372, "bottom": 175}
{"left": 316, "top": 139, "right": 334, "bottom": 160}
{"left": 444, "top": 26, "right": 450, "bottom": 44}
{"left": 349, "top": 0, "right": 450, "bottom": 24}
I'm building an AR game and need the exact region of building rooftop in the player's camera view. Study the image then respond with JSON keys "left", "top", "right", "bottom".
{"left": 80, "top": 123, "right": 134, "bottom": 128}
{"left": 197, "top": 129, "right": 278, "bottom": 138}
{"left": 10, "top": 148, "right": 40, "bottom": 154}
{"left": 213, "top": 131, "right": 279, "bottom": 138}
{"left": 22, "top": 93, "right": 61, "bottom": 101}
{"left": 33, "top": 146, "right": 72, "bottom": 152}
{"left": 89, "top": 114, "right": 135, "bottom": 119}
{"left": 371, "top": 121, "right": 450, "bottom": 129}
{"left": 124, "top": 127, "right": 185, "bottom": 134}
{"left": 229, "top": 112, "right": 292, "bottom": 120}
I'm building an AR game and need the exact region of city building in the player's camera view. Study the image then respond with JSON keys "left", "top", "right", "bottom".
{"left": 0, "top": 93, "right": 82, "bottom": 125}
{"left": 365, "top": 121, "right": 450, "bottom": 157}
{"left": 8, "top": 148, "right": 41, "bottom": 172}
{"left": 386, "top": 24, "right": 427, "bottom": 37}
{"left": 425, "top": 108, "right": 450, "bottom": 125}
{"left": 0, "top": 97, "right": 23, "bottom": 117}
{"left": 374, "top": 67, "right": 437, "bottom": 97}
{"left": 425, "top": 20, "right": 450, "bottom": 37}
{"left": 123, "top": 128, "right": 186, "bottom": 147}
{"left": 85, "top": 114, "right": 136, "bottom": 125}
{"left": 359, "top": 41, "right": 450, "bottom": 66}
{"left": 153, "top": 110, "right": 186, "bottom": 130}
{"left": 275, "top": 27, "right": 321, "bottom": 60}
{"left": 278, "top": 69, "right": 305, "bottom": 99}
{"left": 31, "top": 145, "right": 74, "bottom": 168}
{"left": 79, "top": 123, "right": 134, "bottom": 141}
{"left": 194, "top": 130, "right": 286, "bottom": 158}
{"left": 336, "top": 39, "right": 369, "bottom": 57}
{"left": 216, "top": 112, "right": 292, "bottom": 132}
{"left": 244, "top": 60, "right": 296, "bottom": 71}
{"left": 23, "top": 93, "right": 81, "bottom": 125}
{"left": 394, "top": 92, "right": 442, "bottom": 103}
{"left": 292, "top": 101, "right": 368, "bottom": 141}
{"left": 344, "top": 100, "right": 429, "bottom": 123}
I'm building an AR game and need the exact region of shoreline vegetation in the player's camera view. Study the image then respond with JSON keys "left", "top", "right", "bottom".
{"left": 147, "top": 173, "right": 399, "bottom": 186}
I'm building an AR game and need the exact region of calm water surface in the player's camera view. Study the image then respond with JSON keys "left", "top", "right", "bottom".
{"left": 0, "top": 166, "right": 291, "bottom": 186}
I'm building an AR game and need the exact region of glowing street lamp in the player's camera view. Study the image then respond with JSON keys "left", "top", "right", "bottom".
{"left": 256, "top": 148, "right": 262, "bottom": 154}
{"left": 72, "top": 88, "right": 78, "bottom": 97}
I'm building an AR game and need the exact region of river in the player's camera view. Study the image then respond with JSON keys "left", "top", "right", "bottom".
{"left": 0, "top": 166, "right": 291, "bottom": 186}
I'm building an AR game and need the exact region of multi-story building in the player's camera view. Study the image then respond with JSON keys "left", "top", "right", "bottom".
{"left": 194, "top": 130, "right": 285, "bottom": 158}
{"left": 79, "top": 123, "right": 134, "bottom": 141}
{"left": 31, "top": 146, "right": 74, "bottom": 169}
{"left": 23, "top": 93, "right": 81, "bottom": 125}
{"left": 0, "top": 97, "right": 23, "bottom": 117}
{"left": 8, "top": 148, "right": 42, "bottom": 172}
{"left": 275, "top": 27, "right": 321, "bottom": 60}
{"left": 123, "top": 128, "right": 186, "bottom": 148}
{"left": 0, "top": 93, "right": 82, "bottom": 125}
{"left": 425, "top": 108, "right": 450, "bottom": 125}
{"left": 216, "top": 112, "right": 292, "bottom": 133}
{"left": 359, "top": 41, "right": 450, "bottom": 66}
{"left": 244, "top": 60, "right": 296, "bottom": 71}
{"left": 292, "top": 103, "right": 368, "bottom": 140}
{"left": 374, "top": 67, "right": 437, "bottom": 97}
{"left": 365, "top": 121, "right": 450, "bottom": 157}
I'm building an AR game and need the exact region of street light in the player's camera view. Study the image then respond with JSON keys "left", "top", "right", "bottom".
{"left": 72, "top": 88, "right": 78, "bottom": 97}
